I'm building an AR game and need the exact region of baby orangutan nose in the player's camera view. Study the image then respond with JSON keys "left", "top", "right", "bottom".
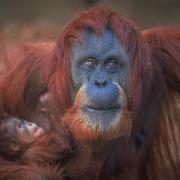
{"left": 17, "top": 120, "right": 46, "bottom": 142}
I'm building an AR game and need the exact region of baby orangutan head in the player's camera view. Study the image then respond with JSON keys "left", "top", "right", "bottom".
{"left": 0, "top": 117, "right": 45, "bottom": 161}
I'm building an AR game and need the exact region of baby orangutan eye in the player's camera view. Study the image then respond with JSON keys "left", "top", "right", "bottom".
{"left": 10, "top": 142, "right": 21, "bottom": 152}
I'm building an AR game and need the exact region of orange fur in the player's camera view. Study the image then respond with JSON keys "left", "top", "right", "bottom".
{"left": 0, "top": 7, "right": 179, "bottom": 180}
{"left": 143, "top": 27, "right": 180, "bottom": 180}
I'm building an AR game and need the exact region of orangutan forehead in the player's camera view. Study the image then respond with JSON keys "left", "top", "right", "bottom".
{"left": 82, "top": 28, "right": 113, "bottom": 46}
{"left": 71, "top": 29, "right": 127, "bottom": 60}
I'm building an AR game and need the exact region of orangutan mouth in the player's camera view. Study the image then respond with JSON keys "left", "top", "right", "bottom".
{"left": 82, "top": 104, "right": 121, "bottom": 112}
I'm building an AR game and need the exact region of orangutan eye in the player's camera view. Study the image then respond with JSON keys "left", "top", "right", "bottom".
{"left": 106, "top": 59, "right": 119, "bottom": 70}
{"left": 84, "top": 58, "right": 96, "bottom": 70}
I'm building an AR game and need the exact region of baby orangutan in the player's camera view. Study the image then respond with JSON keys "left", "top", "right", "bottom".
{"left": 0, "top": 94, "right": 71, "bottom": 179}
{"left": 0, "top": 117, "right": 46, "bottom": 161}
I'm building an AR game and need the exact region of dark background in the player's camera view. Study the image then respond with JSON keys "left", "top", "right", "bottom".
{"left": 0, "top": 0, "right": 179, "bottom": 41}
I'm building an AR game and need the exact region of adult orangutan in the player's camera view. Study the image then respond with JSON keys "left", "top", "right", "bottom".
{"left": 0, "top": 7, "right": 179, "bottom": 180}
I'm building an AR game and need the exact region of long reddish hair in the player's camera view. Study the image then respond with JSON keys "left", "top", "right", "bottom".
{"left": 0, "top": 7, "right": 179, "bottom": 180}
{"left": 143, "top": 27, "right": 180, "bottom": 180}
{"left": 0, "top": 42, "right": 55, "bottom": 116}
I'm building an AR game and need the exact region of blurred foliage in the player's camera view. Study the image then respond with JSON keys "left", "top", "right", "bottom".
{"left": 0, "top": 0, "right": 179, "bottom": 41}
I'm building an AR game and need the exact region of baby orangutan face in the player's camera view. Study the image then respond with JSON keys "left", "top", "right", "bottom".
{"left": 0, "top": 117, "right": 45, "bottom": 161}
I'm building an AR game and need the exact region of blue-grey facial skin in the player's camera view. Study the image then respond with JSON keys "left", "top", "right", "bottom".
{"left": 70, "top": 29, "right": 130, "bottom": 132}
